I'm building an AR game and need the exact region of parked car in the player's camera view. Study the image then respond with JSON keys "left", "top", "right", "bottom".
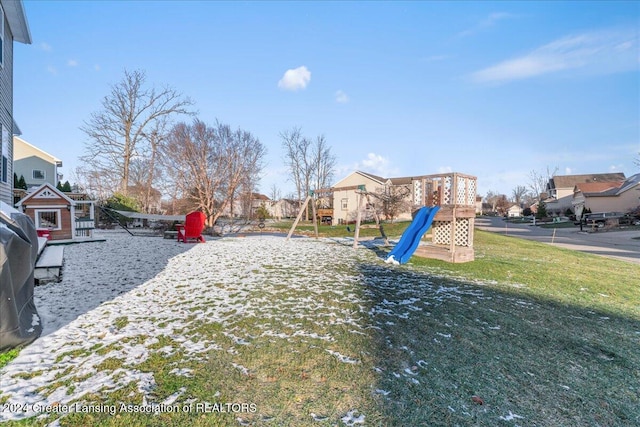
{"left": 584, "top": 212, "right": 624, "bottom": 228}
{"left": 619, "top": 214, "right": 640, "bottom": 226}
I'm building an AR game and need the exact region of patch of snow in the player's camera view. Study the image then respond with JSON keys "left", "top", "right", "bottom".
{"left": 326, "top": 349, "right": 360, "bottom": 364}
{"left": 499, "top": 411, "right": 524, "bottom": 421}
{"left": 169, "top": 368, "right": 193, "bottom": 377}
{"left": 384, "top": 255, "right": 399, "bottom": 265}
{"left": 341, "top": 409, "right": 365, "bottom": 425}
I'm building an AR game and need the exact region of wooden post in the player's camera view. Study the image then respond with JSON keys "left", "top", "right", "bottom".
{"left": 311, "top": 193, "right": 318, "bottom": 239}
{"left": 287, "top": 195, "right": 311, "bottom": 241}
{"left": 353, "top": 191, "right": 364, "bottom": 249}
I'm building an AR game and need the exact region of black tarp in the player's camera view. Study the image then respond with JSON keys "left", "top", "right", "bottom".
{"left": 0, "top": 202, "right": 42, "bottom": 351}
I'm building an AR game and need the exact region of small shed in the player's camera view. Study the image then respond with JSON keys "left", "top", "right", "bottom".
{"left": 15, "top": 183, "right": 95, "bottom": 241}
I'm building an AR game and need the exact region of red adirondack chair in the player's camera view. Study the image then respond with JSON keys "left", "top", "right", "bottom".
{"left": 177, "top": 211, "right": 206, "bottom": 243}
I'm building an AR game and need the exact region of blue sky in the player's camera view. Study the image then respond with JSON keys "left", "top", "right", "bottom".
{"left": 13, "top": 0, "right": 640, "bottom": 198}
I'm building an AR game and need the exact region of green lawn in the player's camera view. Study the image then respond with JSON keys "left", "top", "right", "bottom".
{"left": 1, "top": 226, "right": 638, "bottom": 426}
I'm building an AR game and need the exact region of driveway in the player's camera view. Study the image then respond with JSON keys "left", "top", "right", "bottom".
{"left": 476, "top": 217, "right": 640, "bottom": 264}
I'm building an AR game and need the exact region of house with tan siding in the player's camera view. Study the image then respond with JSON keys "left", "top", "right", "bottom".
{"left": 0, "top": 0, "right": 31, "bottom": 204}
{"left": 328, "top": 171, "right": 450, "bottom": 225}
{"left": 572, "top": 173, "right": 640, "bottom": 218}
{"left": 545, "top": 173, "right": 626, "bottom": 215}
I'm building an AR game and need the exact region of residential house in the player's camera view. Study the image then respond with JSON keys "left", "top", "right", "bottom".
{"left": 13, "top": 136, "right": 63, "bottom": 190}
{"left": 218, "top": 192, "right": 272, "bottom": 219}
{"left": 127, "top": 184, "right": 162, "bottom": 214}
{"left": 0, "top": 0, "right": 31, "bottom": 204}
{"left": 329, "top": 171, "right": 415, "bottom": 225}
{"left": 572, "top": 173, "right": 640, "bottom": 218}
{"left": 545, "top": 173, "right": 626, "bottom": 216}
{"left": 268, "top": 198, "right": 299, "bottom": 220}
{"left": 506, "top": 204, "right": 523, "bottom": 217}
{"left": 15, "top": 182, "right": 96, "bottom": 241}
{"left": 475, "top": 195, "right": 483, "bottom": 215}
{"left": 328, "top": 170, "right": 477, "bottom": 226}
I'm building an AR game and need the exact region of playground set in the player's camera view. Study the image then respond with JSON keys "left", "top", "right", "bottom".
{"left": 287, "top": 172, "right": 477, "bottom": 264}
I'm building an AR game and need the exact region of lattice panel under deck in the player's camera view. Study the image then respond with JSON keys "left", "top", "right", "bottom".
{"left": 433, "top": 221, "right": 451, "bottom": 245}
{"left": 432, "top": 219, "right": 473, "bottom": 246}
{"left": 455, "top": 218, "right": 472, "bottom": 247}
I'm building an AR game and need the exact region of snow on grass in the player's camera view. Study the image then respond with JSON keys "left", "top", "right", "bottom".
{"left": 0, "top": 231, "right": 384, "bottom": 423}
{"left": 0, "top": 230, "right": 570, "bottom": 425}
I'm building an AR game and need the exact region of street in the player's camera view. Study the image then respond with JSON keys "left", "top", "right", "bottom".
{"left": 476, "top": 216, "right": 640, "bottom": 264}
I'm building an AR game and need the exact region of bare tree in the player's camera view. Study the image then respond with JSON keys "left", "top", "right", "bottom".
{"left": 485, "top": 191, "right": 500, "bottom": 213}
{"left": 162, "top": 119, "right": 266, "bottom": 227}
{"left": 281, "top": 127, "right": 312, "bottom": 215}
{"left": 269, "top": 184, "right": 281, "bottom": 202}
{"left": 511, "top": 185, "right": 528, "bottom": 206}
{"left": 281, "top": 128, "right": 336, "bottom": 220}
{"left": 80, "top": 69, "right": 194, "bottom": 196}
{"left": 528, "top": 166, "right": 558, "bottom": 199}
{"left": 73, "top": 165, "right": 117, "bottom": 202}
{"left": 371, "top": 185, "right": 412, "bottom": 223}
{"left": 312, "top": 135, "right": 336, "bottom": 192}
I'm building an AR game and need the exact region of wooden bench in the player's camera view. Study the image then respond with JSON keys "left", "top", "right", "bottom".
{"left": 35, "top": 245, "right": 64, "bottom": 283}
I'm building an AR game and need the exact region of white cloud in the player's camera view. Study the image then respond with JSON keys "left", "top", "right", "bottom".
{"left": 354, "top": 153, "right": 399, "bottom": 178}
{"left": 335, "top": 90, "right": 349, "bottom": 103}
{"left": 94, "top": 64, "right": 101, "bottom": 71}
{"left": 459, "top": 12, "right": 517, "bottom": 37}
{"left": 278, "top": 66, "right": 311, "bottom": 91}
{"left": 67, "top": 59, "right": 78, "bottom": 67}
{"left": 471, "top": 28, "right": 638, "bottom": 84}
{"left": 437, "top": 166, "right": 453, "bottom": 174}
{"left": 40, "top": 42, "right": 52, "bottom": 52}
{"left": 46, "top": 65, "right": 57, "bottom": 75}
{"left": 565, "top": 167, "right": 573, "bottom": 175}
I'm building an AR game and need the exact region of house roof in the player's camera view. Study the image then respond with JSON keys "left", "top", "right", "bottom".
{"left": 1, "top": 0, "right": 32, "bottom": 44}
{"left": 15, "top": 182, "right": 75, "bottom": 207}
{"left": 617, "top": 173, "right": 640, "bottom": 195}
{"left": 355, "top": 170, "right": 387, "bottom": 184}
{"left": 550, "top": 173, "right": 626, "bottom": 189}
{"left": 575, "top": 174, "right": 640, "bottom": 197}
{"left": 388, "top": 176, "right": 413, "bottom": 185}
{"left": 13, "top": 136, "right": 63, "bottom": 166}
{"left": 574, "top": 181, "right": 623, "bottom": 196}
{"left": 12, "top": 119, "right": 22, "bottom": 136}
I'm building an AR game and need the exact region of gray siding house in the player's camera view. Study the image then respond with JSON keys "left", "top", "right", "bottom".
{"left": 0, "top": 0, "right": 31, "bottom": 204}
{"left": 13, "top": 136, "right": 63, "bottom": 190}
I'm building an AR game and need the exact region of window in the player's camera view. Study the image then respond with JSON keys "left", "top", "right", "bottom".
{"left": 33, "top": 170, "right": 46, "bottom": 180}
{"left": 36, "top": 209, "right": 62, "bottom": 230}
{"left": 1, "top": 156, "right": 6, "bottom": 183}
{"left": 341, "top": 198, "right": 348, "bottom": 210}
{"left": 1, "top": 124, "right": 7, "bottom": 183}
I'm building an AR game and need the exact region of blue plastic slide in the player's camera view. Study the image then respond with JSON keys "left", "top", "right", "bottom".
{"left": 385, "top": 206, "right": 440, "bottom": 265}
